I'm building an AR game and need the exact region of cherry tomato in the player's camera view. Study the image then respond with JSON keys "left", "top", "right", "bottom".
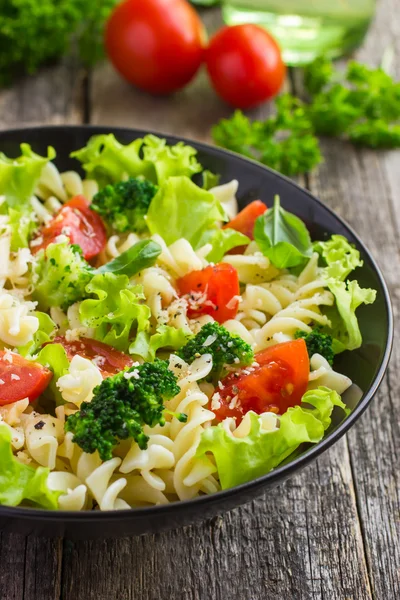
{"left": 206, "top": 24, "right": 286, "bottom": 109}
{"left": 105, "top": 0, "right": 205, "bottom": 95}
{"left": 223, "top": 200, "right": 267, "bottom": 239}
{"left": 213, "top": 339, "right": 309, "bottom": 422}
{"left": 177, "top": 263, "right": 240, "bottom": 324}
{"left": 53, "top": 337, "right": 133, "bottom": 377}
{"left": 31, "top": 195, "right": 107, "bottom": 260}
{"left": 0, "top": 351, "right": 52, "bottom": 406}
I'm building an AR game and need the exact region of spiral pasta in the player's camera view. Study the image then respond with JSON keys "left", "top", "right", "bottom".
{"left": 167, "top": 354, "right": 219, "bottom": 500}
{"left": 22, "top": 413, "right": 64, "bottom": 469}
{"left": 57, "top": 355, "right": 103, "bottom": 407}
{"left": 0, "top": 293, "right": 39, "bottom": 348}
{"left": 308, "top": 354, "right": 352, "bottom": 395}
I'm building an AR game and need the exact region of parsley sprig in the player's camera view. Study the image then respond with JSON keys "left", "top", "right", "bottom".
{"left": 213, "top": 56, "right": 400, "bottom": 175}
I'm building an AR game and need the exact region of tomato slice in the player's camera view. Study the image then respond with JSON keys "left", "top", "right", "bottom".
{"left": 177, "top": 263, "right": 240, "bottom": 324}
{"left": 213, "top": 339, "right": 309, "bottom": 422}
{"left": 53, "top": 337, "right": 134, "bottom": 377}
{"left": 0, "top": 351, "right": 52, "bottom": 406}
{"left": 223, "top": 200, "right": 267, "bottom": 239}
{"left": 31, "top": 195, "right": 107, "bottom": 260}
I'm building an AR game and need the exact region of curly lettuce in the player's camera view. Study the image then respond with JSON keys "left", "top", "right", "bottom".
{"left": 0, "top": 425, "right": 60, "bottom": 508}
{"left": 79, "top": 273, "right": 151, "bottom": 352}
{"left": 315, "top": 234, "right": 377, "bottom": 352}
{"left": 129, "top": 325, "right": 189, "bottom": 361}
{"left": 71, "top": 133, "right": 202, "bottom": 187}
{"left": 146, "top": 176, "right": 226, "bottom": 247}
{"left": 197, "top": 387, "right": 348, "bottom": 489}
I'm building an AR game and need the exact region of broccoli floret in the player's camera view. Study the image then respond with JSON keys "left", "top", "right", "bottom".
{"left": 32, "top": 240, "right": 93, "bottom": 311}
{"left": 295, "top": 328, "right": 334, "bottom": 365}
{"left": 177, "top": 322, "right": 254, "bottom": 384}
{"left": 65, "top": 359, "right": 184, "bottom": 461}
{"left": 91, "top": 177, "right": 158, "bottom": 233}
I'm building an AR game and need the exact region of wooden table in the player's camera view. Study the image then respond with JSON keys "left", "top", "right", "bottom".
{"left": 0, "top": 3, "right": 399, "bottom": 599}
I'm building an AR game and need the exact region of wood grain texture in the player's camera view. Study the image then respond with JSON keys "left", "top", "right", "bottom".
{"left": 307, "top": 1, "right": 400, "bottom": 596}
{"left": 60, "top": 442, "right": 371, "bottom": 600}
{"left": 0, "top": 2, "right": 398, "bottom": 600}
{"left": 0, "top": 57, "right": 84, "bottom": 130}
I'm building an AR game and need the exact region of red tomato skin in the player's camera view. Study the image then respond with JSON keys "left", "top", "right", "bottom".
{"left": 0, "top": 351, "right": 52, "bottom": 406}
{"left": 206, "top": 24, "right": 286, "bottom": 109}
{"left": 105, "top": 0, "right": 205, "bottom": 95}
{"left": 177, "top": 263, "right": 240, "bottom": 324}
{"left": 213, "top": 339, "right": 309, "bottom": 422}
{"left": 223, "top": 200, "right": 267, "bottom": 239}
{"left": 31, "top": 195, "right": 107, "bottom": 260}
{"left": 53, "top": 337, "right": 133, "bottom": 377}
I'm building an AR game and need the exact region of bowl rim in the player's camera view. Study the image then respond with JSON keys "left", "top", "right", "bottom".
{"left": 0, "top": 124, "right": 393, "bottom": 523}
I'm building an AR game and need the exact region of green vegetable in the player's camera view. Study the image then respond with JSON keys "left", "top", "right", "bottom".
{"left": 177, "top": 322, "right": 254, "bottom": 384}
{"left": 197, "top": 227, "right": 250, "bottom": 262}
{"left": 313, "top": 233, "right": 376, "bottom": 353}
{"left": 95, "top": 240, "right": 162, "bottom": 277}
{"left": 196, "top": 387, "right": 348, "bottom": 489}
{"left": 324, "top": 280, "right": 376, "bottom": 353}
{"left": 202, "top": 170, "right": 220, "bottom": 190}
{"left": 32, "top": 241, "right": 94, "bottom": 311}
{"left": 79, "top": 273, "right": 150, "bottom": 352}
{"left": 91, "top": 177, "right": 158, "bottom": 233}
{"left": 0, "top": 144, "right": 54, "bottom": 209}
{"left": 0, "top": 425, "right": 60, "bottom": 508}
{"left": 146, "top": 176, "right": 226, "bottom": 247}
{"left": 212, "top": 95, "right": 322, "bottom": 176}
{"left": 314, "top": 234, "right": 363, "bottom": 281}
{"left": 18, "top": 312, "right": 57, "bottom": 358}
{"left": 35, "top": 343, "right": 70, "bottom": 405}
{"left": 254, "top": 195, "right": 312, "bottom": 268}
{"left": 130, "top": 326, "right": 189, "bottom": 361}
{"left": 8, "top": 208, "right": 37, "bottom": 251}
{"left": 295, "top": 328, "right": 334, "bottom": 365}
{"left": 0, "top": 0, "right": 118, "bottom": 86}
{"left": 305, "top": 57, "right": 400, "bottom": 147}
{"left": 65, "top": 359, "right": 183, "bottom": 460}
{"left": 71, "top": 134, "right": 202, "bottom": 188}
{"left": 213, "top": 57, "right": 400, "bottom": 176}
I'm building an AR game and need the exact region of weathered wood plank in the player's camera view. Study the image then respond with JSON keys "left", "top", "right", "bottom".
{"left": 306, "top": 0, "right": 400, "bottom": 596}
{"left": 61, "top": 441, "right": 371, "bottom": 600}
{"left": 0, "top": 58, "right": 85, "bottom": 129}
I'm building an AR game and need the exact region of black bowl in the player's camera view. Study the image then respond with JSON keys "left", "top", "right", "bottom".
{"left": 0, "top": 126, "right": 393, "bottom": 539}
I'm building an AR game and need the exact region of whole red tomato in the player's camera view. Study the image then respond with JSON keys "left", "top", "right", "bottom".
{"left": 105, "top": 0, "right": 205, "bottom": 95}
{"left": 206, "top": 24, "right": 286, "bottom": 109}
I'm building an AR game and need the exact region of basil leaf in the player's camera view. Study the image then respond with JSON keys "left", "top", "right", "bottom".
{"left": 95, "top": 240, "right": 162, "bottom": 277}
{"left": 254, "top": 195, "right": 312, "bottom": 268}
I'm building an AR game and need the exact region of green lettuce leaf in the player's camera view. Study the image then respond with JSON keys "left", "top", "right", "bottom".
{"left": 18, "top": 312, "right": 57, "bottom": 358}
{"left": 80, "top": 273, "right": 151, "bottom": 352}
{"left": 95, "top": 240, "right": 161, "bottom": 277}
{"left": 314, "top": 234, "right": 363, "bottom": 281}
{"left": 71, "top": 134, "right": 202, "bottom": 187}
{"left": 0, "top": 425, "right": 60, "bottom": 508}
{"left": 0, "top": 144, "right": 55, "bottom": 209}
{"left": 146, "top": 176, "right": 226, "bottom": 247}
{"left": 141, "top": 134, "right": 202, "bottom": 183}
{"left": 129, "top": 325, "right": 189, "bottom": 361}
{"left": 324, "top": 280, "right": 377, "bottom": 352}
{"left": 35, "top": 343, "right": 70, "bottom": 405}
{"left": 314, "top": 234, "right": 376, "bottom": 352}
{"left": 197, "top": 227, "right": 250, "bottom": 262}
{"left": 196, "top": 387, "right": 348, "bottom": 489}
{"left": 8, "top": 207, "right": 37, "bottom": 251}
{"left": 254, "top": 195, "right": 312, "bottom": 269}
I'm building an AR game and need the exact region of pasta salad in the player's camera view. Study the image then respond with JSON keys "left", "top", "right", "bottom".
{"left": 0, "top": 135, "right": 376, "bottom": 511}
